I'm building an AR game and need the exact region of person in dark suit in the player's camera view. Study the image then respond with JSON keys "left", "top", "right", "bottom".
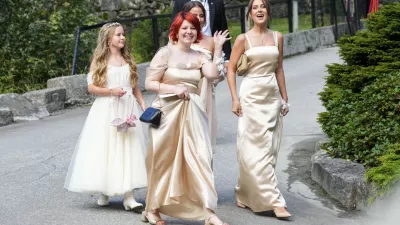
{"left": 172, "top": 0, "right": 232, "bottom": 59}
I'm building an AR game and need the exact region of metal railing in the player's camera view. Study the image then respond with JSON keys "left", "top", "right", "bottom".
{"left": 71, "top": 14, "right": 169, "bottom": 75}
{"left": 71, "top": 4, "right": 248, "bottom": 75}
{"left": 71, "top": 1, "right": 368, "bottom": 75}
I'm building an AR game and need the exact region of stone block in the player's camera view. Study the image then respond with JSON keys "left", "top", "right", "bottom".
{"left": 119, "top": 9, "right": 135, "bottom": 17}
{"left": 23, "top": 88, "right": 66, "bottom": 113}
{"left": 121, "top": 0, "right": 138, "bottom": 10}
{"left": 101, "top": 11, "right": 118, "bottom": 20}
{"left": 282, "top": 23, "right": 352, "bottom": 57}
{"left": 137, "top": 62, "right": 150, "bottom": 91}
{"left": 0, "top": 93, "right": 49, "bottom": 121}
{"left": 47, "top": 75, "right": 95, "bottom": 106}
{"left": 311, "top": 150, "right": 372, "bottom": 210}
{"left": 0, "top": 107, "right": 14, "bottom": 126}
{"left": 100, "top": 0, "right": 121, "bottom": 11}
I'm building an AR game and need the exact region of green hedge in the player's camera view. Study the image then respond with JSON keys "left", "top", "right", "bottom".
{"left": 0, "top": 0, "right": 99, "bottom": 94}
{"left": 366, "top": 143, "right": 400, "bottom": 200}
{"left": 318, "top": 3, "right": 400, "bottom": 194}
{"left": 130, "top": 6, "right": 172, "bottom": 63}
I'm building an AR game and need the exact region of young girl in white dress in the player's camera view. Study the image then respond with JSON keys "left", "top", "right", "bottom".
{"left": 64, "top": 22, "right": 147, "bottom": 211}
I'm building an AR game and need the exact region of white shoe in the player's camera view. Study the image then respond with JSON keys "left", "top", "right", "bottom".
{"left": 97, "top": 194, "right": 109, "bottom": 206}
{"left": 123, "top": 191, "right": 143, "bottom": 211}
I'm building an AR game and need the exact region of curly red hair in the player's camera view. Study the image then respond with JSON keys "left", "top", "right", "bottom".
{"left": 169, "top": 11, "right": 203, "bottom": 43}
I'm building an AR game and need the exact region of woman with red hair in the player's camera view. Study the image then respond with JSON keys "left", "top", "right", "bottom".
{"left": 142, "top": 12, "right": 230, "bottom": 225}
{"left": 182, "top": 1, "right": 230, "bottom": 155}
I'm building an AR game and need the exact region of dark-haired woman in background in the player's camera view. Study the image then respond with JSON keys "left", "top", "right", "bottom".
{"left": 181, "top": 1, "right": 230, "bottom": 152}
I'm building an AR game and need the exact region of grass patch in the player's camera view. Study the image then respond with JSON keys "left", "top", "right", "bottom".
{"left": 228, "top": 13, "right": 337, "bottom": 43}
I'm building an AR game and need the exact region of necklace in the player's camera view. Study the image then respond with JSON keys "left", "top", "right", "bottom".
{"left": 260, "top": 31, "right": 265, "bottom": 44}
{"left": 115, "top": 57, "right": 123, "bottom": 66}
{"left": 117, "top": 56, "right": 124, "bottom": 66}
{"left": 108, "top": 56, "right": 124, "bottom": 66}
{"left": 258, "top": 29, "right": 269, "bottom": 44}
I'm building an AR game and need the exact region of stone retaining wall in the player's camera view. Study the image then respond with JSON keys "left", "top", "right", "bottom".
{"left": 95, "top": 0, "right": 171, "bottom": 19}
{"left": 311, "top": 139, "right": 375, "bottom": 210}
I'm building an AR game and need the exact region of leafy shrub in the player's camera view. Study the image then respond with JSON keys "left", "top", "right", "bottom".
{"left": 0, "top": 0, "right": 99, "bottom": 94}
{"left": 130, "top": 6, "right": 172, "bottom": 63}
{"left": 318, "top": 2, "right": 400, "bottom": 196}
{"left": 366, "top": 143, "right": 400, "bottom": 200}
{"left": 318, "top": 72, "right": 400, "bottom": 166}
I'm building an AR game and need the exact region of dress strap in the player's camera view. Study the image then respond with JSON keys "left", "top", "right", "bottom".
{"left": 273, "top": 31, "right": 278, "bottom": 48}
{"left": 244, "top": 33, "right": 252, "bottom": 49}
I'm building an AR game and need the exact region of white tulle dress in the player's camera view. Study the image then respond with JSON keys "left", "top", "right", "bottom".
{"left": 64, "top": 64, "right": 147, "bottom": 196}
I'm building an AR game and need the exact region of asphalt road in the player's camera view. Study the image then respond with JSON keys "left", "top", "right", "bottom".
{"left": 0, "top": 47, "right": 369, "bottom": 225}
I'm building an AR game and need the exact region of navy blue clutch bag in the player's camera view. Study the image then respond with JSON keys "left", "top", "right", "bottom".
{"left": 139, "top": 107, "right": 163, "bottom": 127}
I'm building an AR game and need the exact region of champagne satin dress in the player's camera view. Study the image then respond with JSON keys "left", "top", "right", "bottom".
{"left": 235, "top": 31, "right": 286, "bottom": 212}
{"left": 191, "top": 44, "right": 217, "bottom": 152}
{"left": 145, "top": 46, "right": 217, "bottom": 220}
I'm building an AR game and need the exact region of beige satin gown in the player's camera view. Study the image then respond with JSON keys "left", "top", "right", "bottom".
{"left": 191, "top": 44, "right": 218, "bottom": 152}
{"left": 145, "top": 46, "right": 217, "bottom": 220}
{"left": 235, "top": 31, "right": 286, "bottom": 212}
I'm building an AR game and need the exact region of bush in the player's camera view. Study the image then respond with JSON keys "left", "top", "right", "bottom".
{"left": 366, "top": 143, "right": 400, "bottom": 200}
{"left": 318, "top": 2, "right": 400, "bottom": 167}
{"left": 318, "top": 3, "right": 400, "bottom": 197}
{"left": 0, "top": 0, "right": 99, "bottom": 94}
{"left": 318, "top": 72, "right": 400, "bottom": 166}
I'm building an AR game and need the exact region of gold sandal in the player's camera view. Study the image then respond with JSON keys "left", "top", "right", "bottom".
{"left": 141, "top": 211, "right": 166, "bottom": 225}
{"left": 273, "top": 208, "right": 291, "bottom": 219}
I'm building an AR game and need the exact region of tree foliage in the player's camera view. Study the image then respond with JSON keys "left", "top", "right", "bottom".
{"left": 0, "top": 0, "right": 99, "bottom": 93}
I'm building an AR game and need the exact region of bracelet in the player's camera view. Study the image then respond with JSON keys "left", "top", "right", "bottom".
{"left": 213, "top": 52, "right": 226, "bottom": 77}
{"left": 110, "top": 88, "right": 113, "bottom": 97}
{"left": 281, "top": 100, "right": 290, "bottom": 110}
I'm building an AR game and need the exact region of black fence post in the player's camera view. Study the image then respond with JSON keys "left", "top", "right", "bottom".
{"left": 354, "top": 0, "right": 360, "bottom": 31}
{"left": 330, "top": 0, "right": 334, "bottom": 25}
{"left": 332, "top": 0, "right": 338, "bottom": 41}
{"left": 340, "top": 0, "right": 353, "bottom": 35}
{"left": 311, "top": 0, "right": 316, "bottom": 28}
{"left": 288, "top": 0, "right": 293, "bottom": 33}
{"left": 152, "top": 18, "right": 160, "bottom": 53}
{"left": 240, "top": 6, "right": 246, "bottom": 33}
{"left": 318, "top": 0, "right": 325, "bottom": 27}
{"left": 71, "top": 27, "right": 81, "bottom": 75}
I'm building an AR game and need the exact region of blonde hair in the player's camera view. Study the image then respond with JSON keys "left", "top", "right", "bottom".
{"left": 91, "top": 23, "right": 138, "bottom": 88}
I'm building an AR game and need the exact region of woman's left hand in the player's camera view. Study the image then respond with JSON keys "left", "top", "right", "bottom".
{"left": 213, "top": 30, "right": 231, "bottom": 47}
{"left": 140, "top": 104, "right": 147, "bottom": 111}
{"left": 281, "top": 107, "right": 289, "bottom": 116}
{"left": 281, "top": 100, "right": 289, "bottom": 116}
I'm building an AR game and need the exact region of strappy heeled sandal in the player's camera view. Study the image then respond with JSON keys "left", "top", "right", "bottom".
{"left": 273, "top": 208, "right": 291, "bottom": 219}
{"left": 141, "top": 211, "right": 166, "bottom": 225}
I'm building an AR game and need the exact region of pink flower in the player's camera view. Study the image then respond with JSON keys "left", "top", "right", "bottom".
{"left": 125, "top": 114, "right": 137, "bottom": 126}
